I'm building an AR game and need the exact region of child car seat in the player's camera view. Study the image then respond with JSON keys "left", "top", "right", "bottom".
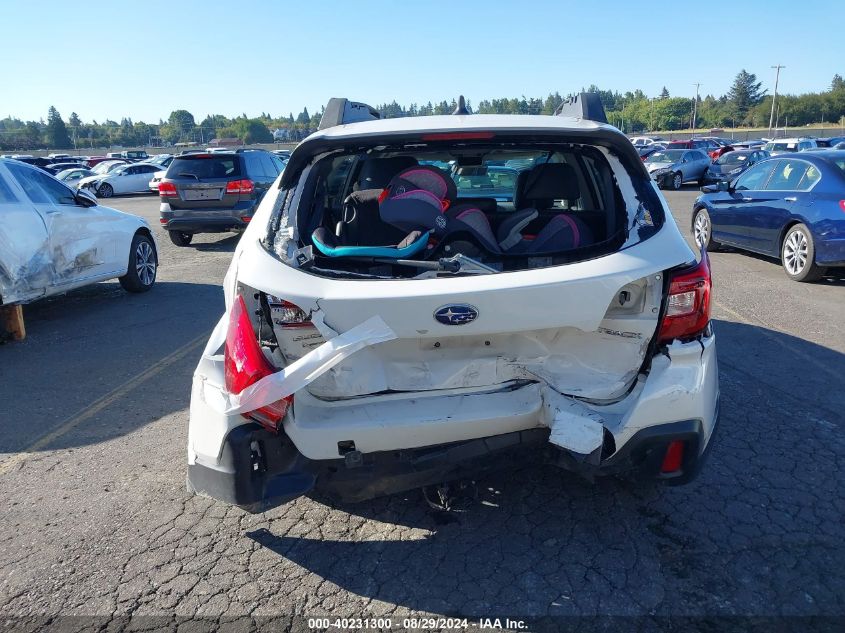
{"left": 497, "top": 163, "right": 593, "bottom": 253}
{"left": 379, "top": 165, "right": 502, "bottom": 253}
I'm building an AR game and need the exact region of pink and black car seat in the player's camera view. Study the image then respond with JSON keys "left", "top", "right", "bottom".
{"left": 496, "top": 163, "right": 593, "bottom": 254}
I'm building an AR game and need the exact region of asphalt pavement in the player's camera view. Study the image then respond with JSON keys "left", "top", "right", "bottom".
{"left": 0, "top": 188, "right": 843, "bottom": 628}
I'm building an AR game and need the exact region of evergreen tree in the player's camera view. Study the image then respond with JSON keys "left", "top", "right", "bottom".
{"left": 659, "top": 86, "right": 670, "bottom": 99}
{"left": 726, "top": 70, "right": 766, "bottom": 120}
{"left": 832, "top": 74, "right": 845, "bottom": 92}
{"left": 45, "top": 106, "right": 72, "bottom": 148}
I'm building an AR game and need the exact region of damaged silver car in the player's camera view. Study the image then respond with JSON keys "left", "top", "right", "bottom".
{"left": 0, "top": 158, "right": 157, "bottom": 307}
{"left": 187, "top": 96, "right": 719, "bottom": 512}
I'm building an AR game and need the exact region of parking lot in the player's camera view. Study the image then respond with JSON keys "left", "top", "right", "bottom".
{"left": 1, "top": 187, "right": 843, "bottom": 626}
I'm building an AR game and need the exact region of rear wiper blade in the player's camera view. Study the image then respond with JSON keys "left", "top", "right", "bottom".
{"left": 177, "top": 172, "right": 199, "bottom": 180}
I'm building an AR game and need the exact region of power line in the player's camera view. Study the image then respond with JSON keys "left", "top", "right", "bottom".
{"left": 769, "top": 65, "right": 785, "bottom": 137}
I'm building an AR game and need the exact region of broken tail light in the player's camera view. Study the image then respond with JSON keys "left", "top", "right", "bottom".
{"left": 226, "top": 179, "right": 255, "bottom": 194}
{"left": 658, "top": 252, "right": 712, "bottom": 344}
{"left": 267, "top": 296, "right": 312, "bottom": 329}
{"left": 159, "top": 182, "right": 177, "bottom": 198}
{"left": 224, "top": 295, "right": 291, "bottom": 431}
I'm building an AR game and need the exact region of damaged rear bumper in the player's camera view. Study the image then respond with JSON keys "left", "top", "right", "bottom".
{"left": 187, "top": 410, "right": 717, "bottom": 512}
{"left": 188, "top": 328, "right": 718, "bottom": 511}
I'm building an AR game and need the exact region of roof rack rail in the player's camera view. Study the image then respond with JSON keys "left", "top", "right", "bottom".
{"left": 319, "top": 98, "right": 381, "bottom": 130}
{"left": 554, "top": 92, "right": 608, "bottom": 124}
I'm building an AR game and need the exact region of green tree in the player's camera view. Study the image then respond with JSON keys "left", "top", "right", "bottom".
{"left": 296, "top": 108, "right": 310, "bottom": 124}
{"left": 659, "top": 86, "right": 670, "bottom": 99}
{"left": 832, "top": 74, "right": 845, "bottom": 92}
{"left": 45, "top": 106, "right": 72, "bottom": 149}
{"left": 166, "top": 109, "right": 195, "bottom": 142}
{"left": 239, "top": 119, "right": 273, "bottom": 144}
{"left": 726, "top": 69, "right": 766, "bottom": 122}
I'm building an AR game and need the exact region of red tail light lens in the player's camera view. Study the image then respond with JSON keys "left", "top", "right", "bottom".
{"left": 159, "top": 182, "right": 177, "bottom": 197}
{"left": 224, "top": 295, "right": 291, "bottom": 430}
{"left": 658, "top": 253, "right": 712, "bottom": 344}
{"left": 225, "top": 179, "right": 255, "bottom": 194}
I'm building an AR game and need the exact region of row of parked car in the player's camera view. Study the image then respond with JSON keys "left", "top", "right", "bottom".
{"left": 628, "top": 135, "right": 845, "bottom": 282}
{"left": 0, "top": 147, "right": 292, "bottom": 202}
{"left": 629, "top": 134, "right": 845, "bottom": 191}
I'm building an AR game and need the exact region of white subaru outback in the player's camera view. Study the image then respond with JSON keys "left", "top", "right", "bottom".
{"left": 187, "top": 96, "right": 719, "bottom": 512}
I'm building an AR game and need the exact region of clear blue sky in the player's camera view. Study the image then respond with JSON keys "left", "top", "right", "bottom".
{"left": 2, "top": 0, "right": 842, "bottom": 123}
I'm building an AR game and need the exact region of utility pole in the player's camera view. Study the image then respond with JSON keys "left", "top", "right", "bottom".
{"left": 691, "top": 83, "right": 701, "bottom": 131}
{"left": 768, "top": 65, "right": 785, "bottom": 138}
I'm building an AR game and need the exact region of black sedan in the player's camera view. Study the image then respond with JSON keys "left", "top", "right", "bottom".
{"left": 692, "top": 152, "right": 845, "bottom": 282}
{"left": 703, "top": 149, "right": 769, "bottom": 184}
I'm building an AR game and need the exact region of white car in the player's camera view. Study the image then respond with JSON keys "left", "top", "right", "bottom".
{"left": 0, "top": 158, "right": 158, "bottom": 305}
{"left": 630, "top": 136, "right": 661, "bottom": 147}
{"left": 77, "top": 163, "right": 162, "bottom": 198}
{"left": 187, "top": 97, "right": 719, "bottom": 512}
{"left": 763, "top": 138, "right": 819, "bottom": 155}
{"left": 148, "top": 169, "right": 167, "bottom": 192}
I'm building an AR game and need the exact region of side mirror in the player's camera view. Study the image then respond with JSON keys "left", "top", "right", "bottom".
{"left": 75, "top": 188, "right": 98, "bottom": 207}
{"left": 718, "top": 180, "right": 731, "bottom": 192}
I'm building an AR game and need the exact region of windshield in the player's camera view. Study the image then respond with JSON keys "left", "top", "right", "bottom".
{"left": 645, "top": 150, "right": 685, "bottom": 163}
{"left": 717, "top": 152, "right": 750, "bottom": 166}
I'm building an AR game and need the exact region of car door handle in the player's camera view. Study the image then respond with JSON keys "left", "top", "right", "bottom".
{"left": 784, "top": 196, "right": 797, "bottom": 203}
{"left": 742, "top": 197, "right": 753, "bottom": 202}
{"left": 45, "top": 209, "right": 62, "bottom": 215}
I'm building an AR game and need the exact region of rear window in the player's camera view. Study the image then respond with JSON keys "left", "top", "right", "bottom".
{"left": 166, "top": 156, "right": 241, "bottom": 179}
{"left": 271, "top": 140, "right": 660, "bottom": 279}
{"left": 717, "top": 152, "right": 749, "bottom": 166}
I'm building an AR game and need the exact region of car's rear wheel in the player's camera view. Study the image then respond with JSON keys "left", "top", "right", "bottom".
{"left": 97, "top": 183, "right": 114, "bottom": 198}
{"left": 119, "top": 233, "right": 157, "bottom": 293}
{"left": 671, "top": 172, "right": 683, "bottom": 190}
{"left": 168, "top": 230, "right": 193, "bottom": 247}
{"left": 781, "top": 223, "right": 824, "bottom": 282}
{"left": 693, "top": 208, "right": 722, "bottom": 252}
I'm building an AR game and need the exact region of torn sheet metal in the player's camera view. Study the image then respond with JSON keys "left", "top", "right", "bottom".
{"left": 541, "top": 388, "right": 606, "bottom": 463}
{"left": 201, "top": 314, "right": 397, "bottom": 416}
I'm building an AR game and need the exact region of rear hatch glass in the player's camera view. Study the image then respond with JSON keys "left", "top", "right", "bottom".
{"left": 164, "top": 155, "right": 242, "bottom": 209}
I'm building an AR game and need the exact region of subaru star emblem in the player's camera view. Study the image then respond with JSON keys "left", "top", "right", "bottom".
{"left": 434, "top": 304, "right": 479, "bottom": 326}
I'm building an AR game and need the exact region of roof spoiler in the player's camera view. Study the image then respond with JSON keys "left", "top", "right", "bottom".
{"left": 319, "top": 98, "right": 381, "bottom": 130}
{"left": 554, "top": 92, "right": 607, "bottom": 124}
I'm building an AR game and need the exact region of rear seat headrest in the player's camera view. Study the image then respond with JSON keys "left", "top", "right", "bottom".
{"left": 513, "top": 163, "right": 580, "bottom": 210}
{"left": 356, "top": 156, "right": 418, "bottom": 190}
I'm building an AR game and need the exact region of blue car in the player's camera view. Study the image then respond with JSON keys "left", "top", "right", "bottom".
{"left": 692, "top": 151, "right": 845, "bottom": 281}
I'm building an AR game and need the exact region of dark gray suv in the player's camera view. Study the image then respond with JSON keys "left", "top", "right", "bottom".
{"left": 158, "top": 149, "right": 285, "bottom": 246}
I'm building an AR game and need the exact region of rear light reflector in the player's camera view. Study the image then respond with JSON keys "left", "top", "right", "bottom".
{"left": 159, "top": 218, "right": 167, "bottom": 224}
{"left": 661, "top": 440, "right": 685, "bottom": 473}
{"left": 268, "top": 296, "right": 312, "bottom": 328}
{"left": 226, "top": 179, "right": 255, "bottom": 194}
{"left": 159, "top": 182, "right": 177, "bottom": 197}
{"left": 658, "top": 252, "right": 712, "bottom": 344}
{"left": 224, "top": 295, "right": 291, "bottom": 431}
{"left": 839, "top": 200, "right": 845, "bottom": 213}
